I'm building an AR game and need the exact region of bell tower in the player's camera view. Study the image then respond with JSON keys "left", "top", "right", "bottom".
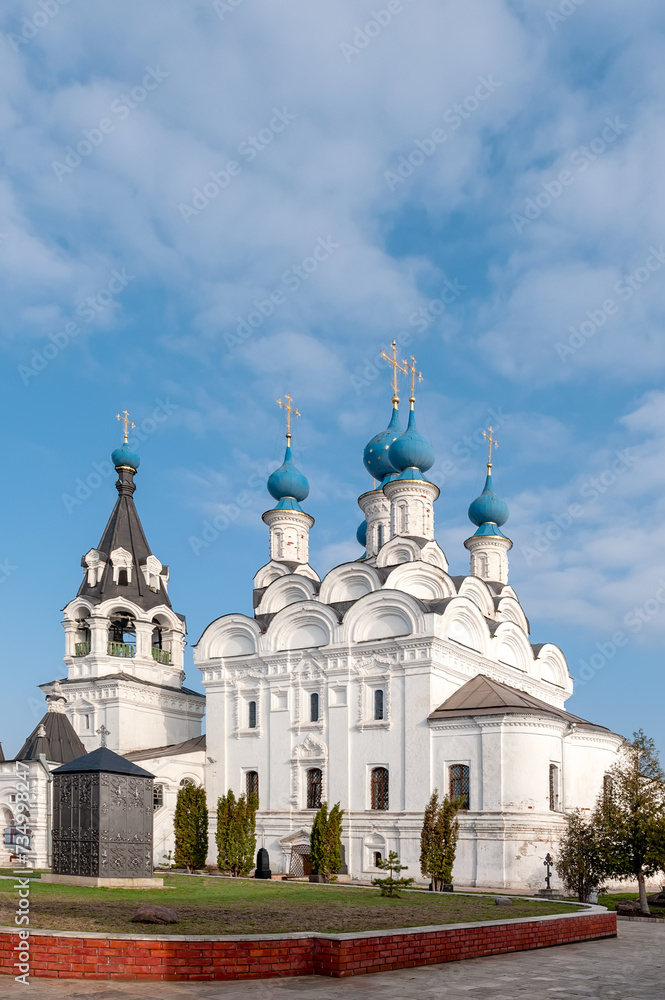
{"left": 41, "top": 413, "right": 204, "bottom": 754}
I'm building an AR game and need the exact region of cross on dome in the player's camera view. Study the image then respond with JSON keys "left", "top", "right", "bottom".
{"left": 116, "top": 409, "right": 135, "bottom": 444}
{"left": 380, "top": 340, "right": 408, "bottom": 405}
{"left": 267, "top": 393, "right": 309, "bottom": 508}
{"left": 483, "top": 425, "right": 498, "bottom": 469}
{"left": 403, "top": 354, "right": 423, "bottom": 403}
{"left": 276, "top": 393, "right": 300, "bottom": 440}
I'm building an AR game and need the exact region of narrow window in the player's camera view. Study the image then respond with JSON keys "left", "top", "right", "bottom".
{"left": 374, "top": 689, "right": 384, "bottom": 721}
{"left": 371, "top": 767, "right": 389, "bottom": 810}
{"left": 377, "top": 524, "right": 384, "bottom": 549}
{"left": 310, "top": 692, "right": 319, "bottom": 723}
{"left": 450, "top": 764, "right": 470, "bottom": 809}
{"left": 246, "top": 770, "right": 259, "bottom": 804}
{"left": 307, "top": 768, "right": 322, "bottom": 809}
{"left": 374, "top": 851, "right": 383, "bottom": 867}
{"left": 602, "top": 773, "right": 613, "bottom": 803}
{"left": 117, "top": 569, "right": 128, "bottom": 586}
{"left": 549, "top": 764, "right": 559, "bottom": 811}
{"left": 248, "top": 701, "right": 257, "bottom": 729}
{"left": 153, "top": 785, "right": 164, "bottom": 811}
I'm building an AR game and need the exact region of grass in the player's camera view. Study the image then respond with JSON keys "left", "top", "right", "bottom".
{"left": 0, "top": 875, "right": 583, "bottom": 936}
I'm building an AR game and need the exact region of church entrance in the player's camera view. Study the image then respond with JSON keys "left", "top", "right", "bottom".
{"left": 288, "top": 844, "right": 312, "bottom": 877}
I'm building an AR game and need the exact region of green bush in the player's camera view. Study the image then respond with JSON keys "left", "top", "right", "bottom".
{"left": 174, "top": 784, "right": 208, "bottom": 871}
{"left": 372, "top": 851, "right": 414, "bottom": 897}
{"left": 310, "top": 801, "right": 344, "bottom": 879}
{"left": 216, "top": 789, "right": 258, "bottom": 876}
{"left": 420, "top": 790, "right": 461, "bottom": 890}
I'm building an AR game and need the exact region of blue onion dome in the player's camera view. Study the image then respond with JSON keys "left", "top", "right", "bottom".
{"left": 388, "top": 405, "right": 435, "bottom": 476}
{"left": 267, "top": 442, "right": 309, "bottom": 504}
{"left": 363, "top": 405, "right": 403, "bottom": 481}
{"left": 111, "top": 441, "right": 140, "bottom": 471}
{"left": 356, "top": 519, "right": 367, "bottom": 547}
{"left": 468, "top": 470, "right": 509, "bottom": 533}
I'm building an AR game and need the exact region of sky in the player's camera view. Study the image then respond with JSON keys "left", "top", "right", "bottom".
{"left": 1, "top": 0, "right": 665, "bottom": 757}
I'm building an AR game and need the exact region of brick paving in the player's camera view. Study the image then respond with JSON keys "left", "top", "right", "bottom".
{"left": 0, "top": 921, "right": 661, "bottom": 999}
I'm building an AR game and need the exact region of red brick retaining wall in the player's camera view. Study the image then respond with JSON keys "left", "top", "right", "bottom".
{"left": 0, "top": 911, "right": 616, "bottom": 981}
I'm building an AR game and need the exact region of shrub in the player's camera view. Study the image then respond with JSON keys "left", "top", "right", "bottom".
{"left": 420, "top": 790, "right": 461, "bottom": 890}
{"left": 216, "top": 788, "right": 259, "bottom": 876}
{"left": 372, "top": 851, "right": 414, "bottom": 897}
{"left": 310, "top": 801, "right": 344, "bottom": 879}
{"left": 554, "top": 810, "right": 608, "bottom": 902}
{"left": 174, "top": 784, "right": 208, "bottom": 871}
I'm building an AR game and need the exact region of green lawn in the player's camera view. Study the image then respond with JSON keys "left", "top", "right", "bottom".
{"left": 0, "top": 875, "right": 583, "bottom": 935}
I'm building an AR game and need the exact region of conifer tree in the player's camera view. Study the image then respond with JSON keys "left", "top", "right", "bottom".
{"left": 216, "top": 789, "right": 258, "bottom": 876}
{"left": 174, "top": 783, "right": 208, "bottom": 872}
{"left": 420, "top": 790, "right": 461, "bottom": 890}
{"left": 309, "top": 801, "right": 344, "bottom": 880}
{"left": 372, "top": 851, "right": 414, "bottom": 897}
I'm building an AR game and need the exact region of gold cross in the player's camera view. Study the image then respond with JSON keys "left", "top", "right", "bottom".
{"left": 276, "top": 393, "right": 301, "bottom": 439}
{"left": 116, "top": 409, "right": 135, "bottom": 444}
{"left": 483, "top": 426, "right": 498, "bottom": 468}
{"left": 403, "top": 354, "right": 423, "bottom": 400}
{"left": 380, "top": 340, "right": 408, "bottom": 403}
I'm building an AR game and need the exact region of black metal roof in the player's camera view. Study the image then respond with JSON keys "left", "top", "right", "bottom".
{"left": 126, "top": 733, "right": 206, "bottom": 761}
{"left": 53, "top": 745, "right": 154, "bottom": 777}
{"left": 40, "top": 674, "right": 205, "bottom": 700}
{"left": 16, "top": 711, "right": 86, "bottom": 763}
{"left": 428, "top": 673, "right": 615, "bottom": 734}
{"left": 75, "top": 466, "right": 178, "bottom": 615}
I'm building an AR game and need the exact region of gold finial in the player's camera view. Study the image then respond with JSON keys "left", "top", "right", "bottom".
{"left": 403, "top": 354, "right": 423, "bottom": 404}
{"left": 116, "top": 409, "right": 135, "bottom": 444}
{"left": 483, "top": 425, "right": 498, "bottom": 470}
{"left": 380, "top": 339, "right": 408, "bottom": 405}
{"left": 276, "top": 393, "right": 301, "bottom": 440}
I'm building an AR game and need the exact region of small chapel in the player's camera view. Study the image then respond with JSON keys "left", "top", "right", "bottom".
{"left": 0, "top": 356, "right": 623, "bottom": 889}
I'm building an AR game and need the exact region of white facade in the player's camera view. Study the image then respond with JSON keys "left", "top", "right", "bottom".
{"left": 195, "top": 460, "right": 624, "bottom": 891}
{"left": 4, "top": 413, "right": 628, "bottom": 890}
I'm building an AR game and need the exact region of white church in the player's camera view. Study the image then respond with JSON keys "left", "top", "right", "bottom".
{"left": 0, "top": 361, "right": 624, "bottom": 889}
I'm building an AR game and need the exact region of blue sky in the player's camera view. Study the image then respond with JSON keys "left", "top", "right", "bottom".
{"left": 2, "top": 0, "right": 665, "bottom": 757}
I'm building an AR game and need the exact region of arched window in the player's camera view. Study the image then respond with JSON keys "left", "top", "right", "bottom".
{"left": 248, "top": 701, "right": 257, "bottom": 729}
{"left": 179, "top": 777, "right": 194, "bottom": 787}
{"left": 450, "top": 764, "right": 470, "bottom": 809}
{"left": 397, "top": 503, "right": 407, "bottom": 534}
{"left": 153, "top": 785, "right": 164, "bottom": 811}
{"left": 549, "top": 764, "right": 559, "bottom": 811}
{"left": 151, "top": 620, "right": 171, "bottom": 664}
{"left": 108, "top": 612, "right": 135, "bottom": 657}
{"left": 310, "top": 692, "right": 319, "bottom": 723}
{"left": 377, "top": 524, "right": 384, "bottom": 549}
{"left": 307, "top": 768, "right": 322, "bottom": 809}
{"left": 374, "top": 851, "right": 383, "bottom": 868}
{"left": 117, "top": 569, "right": 128, "bottom": 586}
{"left": 374, "top": 689, "right": 384, "bottom": 721}
{"left": 371, "top": 767, "right": 389, "bottom": 810}
{"left": 74, "top": 618, "right": 91, "bottom": 657}
{"left": 246, "top": 770, "right": 259, "bottom": 804}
